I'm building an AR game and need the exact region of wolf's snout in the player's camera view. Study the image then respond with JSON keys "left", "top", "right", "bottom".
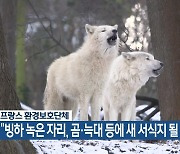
{"left": 112, "top": 29, "right": 117, "bottom": 34}
{"left": 152, "top": 61, "right": 164, "bottom": 77}
{"left": 160, "top": 62, "right": 164, "bottom": 68}
{"left": 107, "top": 32, "right": 118, "bottom": 46}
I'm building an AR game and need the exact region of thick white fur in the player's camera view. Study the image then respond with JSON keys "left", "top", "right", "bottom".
{"left": 44, "top": 24, "right": 119, "bottom": 120}
{"left": 103, "top": 51, "right": 163, "bottom": 121}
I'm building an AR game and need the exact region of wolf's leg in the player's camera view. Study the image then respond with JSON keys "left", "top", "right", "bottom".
{"left": 121, "top": 103, "right": 132, "bottom": 121}
{"left": 130, "top": 98, "right": 136, "bottom": 120}
{"left": 63, "top": 97, "right": 78, "bottom": 120}
{"left": 109, "top": 106, "right": 119, "bottom": 121}
{"left": 79, "top": 96, "right": 90, "bottom": 121}
{"left": 102, "top": 97, "right": 110, "bottom": 121}
{"left": 71, "top": 102, "right": 78, "bottom": 120}
{"left": 91, "top": 94, "right": 101, "bottom": 121}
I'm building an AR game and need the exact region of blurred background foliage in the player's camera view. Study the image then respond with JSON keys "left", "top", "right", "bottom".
{"left": 0, "top": 0, "right": 157, "bottom": 109}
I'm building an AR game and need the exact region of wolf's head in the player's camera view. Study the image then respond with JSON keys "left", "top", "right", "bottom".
{"left": 85, "top": 24, "right": 119, "bottom": 56}
{"left": 121, "top": 51, "right": 164, "bottom": 79}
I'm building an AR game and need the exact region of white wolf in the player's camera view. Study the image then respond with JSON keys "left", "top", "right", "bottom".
{"left": 44, "top": 24, "right": 119, "bottom": 120}
{"left": 103, "top": 51, "right": 163, "bottom": 121}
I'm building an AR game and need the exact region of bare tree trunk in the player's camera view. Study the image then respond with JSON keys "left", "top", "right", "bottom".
{"left": 16, "top": 0, "right": 26, "bottom": 102}
{"left": 0, "top": 12, "right": 36, "bottom": 154}
{"left": 0, "top": 12, "right": 20, "bottom": 110}
{"left": 0, "top": 0, "right": 17, "bottom": 85}
{"left": 147, "top": 0, "right": 180, "bottom": 120}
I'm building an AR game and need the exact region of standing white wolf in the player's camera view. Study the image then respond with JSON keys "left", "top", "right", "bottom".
{"left": 44, "top": 24, "right": 119, "bottom": 120}
{"left": 103, "top": 51, "right": 163, "bottom": 121}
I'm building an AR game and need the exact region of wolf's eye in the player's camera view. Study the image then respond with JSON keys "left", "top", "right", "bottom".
{"left": 146, "top": 57, "right": 150, "bottom": 60}
{"left": 101, "top": 29, "right": 106, "bottom": 32}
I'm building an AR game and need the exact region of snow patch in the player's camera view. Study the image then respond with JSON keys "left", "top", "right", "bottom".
{"left": 31, "top": 140, "right": 180, "bottom": 154}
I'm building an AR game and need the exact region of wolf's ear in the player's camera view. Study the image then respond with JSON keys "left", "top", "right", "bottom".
{"left": 85, "top": 24, "right": 95, "bottom": 34}
{"left": 114, "top": 24, "right": 118, "bottom": 30}
{"left": 122, "top": 52, "right": 135, "bottom": 60}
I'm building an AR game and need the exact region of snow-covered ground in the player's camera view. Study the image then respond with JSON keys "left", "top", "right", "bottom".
{"left": 31, "top": 140, "right": 180, "bottom": 154}
{"left": 20, "top": 103, "right": 179, "bottom": 154}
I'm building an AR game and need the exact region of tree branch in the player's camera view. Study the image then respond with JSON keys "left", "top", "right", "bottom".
{"left": 27, "top": 0, "right": 70, "bottom": 54}
{"left": 26, "top": 44, "right": 58, "bottom": 61}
